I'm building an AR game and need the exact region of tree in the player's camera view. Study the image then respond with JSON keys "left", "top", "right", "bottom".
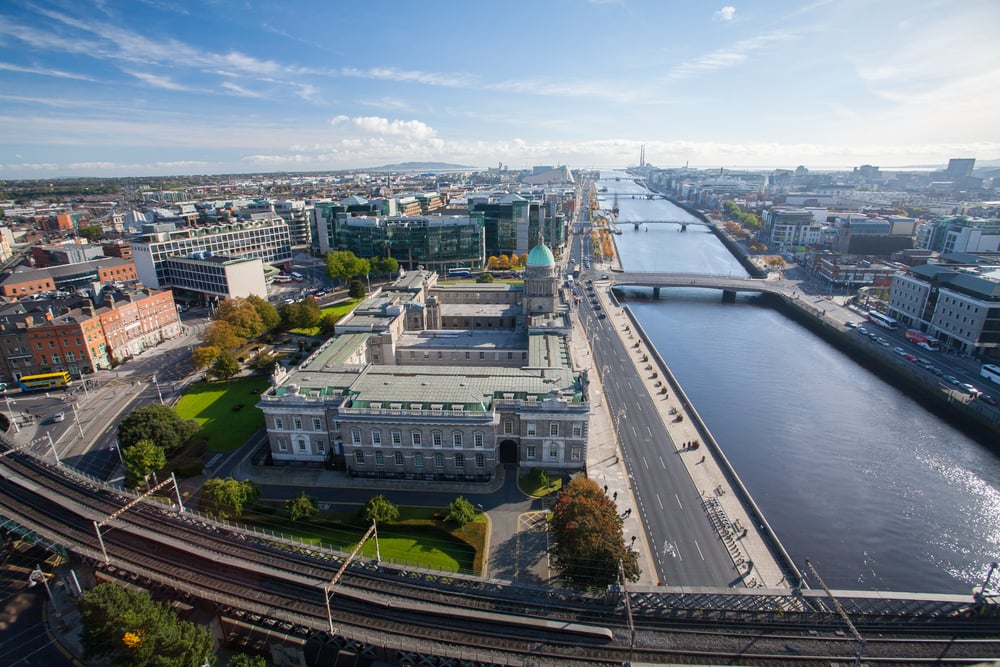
{"left": 326, "top": 250, "right": 370, "bottom": 283}
{"left": 286, "top": 491, "right": 319, "bottom": 521}
{"left": 213, "top": 297, "right": 264, "bottom": 339}
{"left": 191, "top": 345, "right": 221, "bottom": 369}
{"left": 280, "top": 298, "right": 322, "bottom": 329}
{"left": 550, "top": 477, "right": 640, "bottom": 587}
{"left": 228, "top": 656, "right": 267, "bottom": 667}
{"left": 371, "top": 256, "right": 399, "bottom": 278}
{"left": 79, "top": 224, "right": 103, "bottom": 243}
{"left": 318, "top": 312, "right": 339, "bottom": 338}
{"left": 209, "top": 350, "right": 240, "bottom": 380}
{"left": 348, "top": 279, "right": 366, "bottom": 299}
{"left": 246, "top": 294, "right": 280, "bottom": 330}
{"left": 247, "top": 350, "right": 279, "bottom": 375}
{"left": 200, "top": 319, "right": 245, "bottom": 352}
{"left": 200, "top": 477, "right": 259, "bottom": 519}
{"left": 362, "top": 494, "right": 399, "bottom": 524}
{"left": 78, "top": 582, "right": 214, "bottom": 667}
{"left": 117, "top": 404, "right": 200, "bottom": 451}
{"left": 122, "top": 439, "right": 166, "bottom": 489}
{"left": 446, "top": 496, "right": 476, "bottom": 527}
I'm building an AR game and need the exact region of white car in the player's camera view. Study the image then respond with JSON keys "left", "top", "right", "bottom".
{"left": 52, "top": 412, "right": 66, "bottom": 423}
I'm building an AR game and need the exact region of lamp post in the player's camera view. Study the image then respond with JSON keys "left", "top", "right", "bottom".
{"left": 71, "top": 402, "right": 85, "bottom": 440}
{"left": 152, "top": 374, "right": 164, "bottom": 404}
{"left": 28, "top": 564, "right": 60, "bottom": 618}
{"left": 4, "top": 395, "right": 18, "bottom": 433}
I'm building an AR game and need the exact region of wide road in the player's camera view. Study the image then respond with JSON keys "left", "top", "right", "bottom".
{"left": 572, "top": 226, "right": 739, "bottom": 586}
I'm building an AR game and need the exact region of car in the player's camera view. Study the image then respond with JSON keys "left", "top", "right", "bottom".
{"left": 598, "top": 313, "right": 607, "bottom": 320}
{"left": 845, "top": 320, "right": 857, "bottom": 328}
{"left": 942, "top": 375, "right": 961, "bottom": 386}
{"left": 594, "top": 304, "right": 602, "bottom": 311}
{"left": 980, "top": 394, "right": 998, "bottom": 406}
{"left": 959, "top": 383, "right": 982, "bottom": 397}
{"left": 52, "top": 412, "right": 65, "bottom": 423}
{"left": 856, "top": 326, "right": 868, "bottom": 335}
{"left": 903, "top": 353, "right": 917, "bottom": 362}
{"left": 893, "top": 346, "right": 906, "bottom": 356}
{"left": 601, "top": 274, "right": 609, "bottom": 280}
{"left": 877, "top": 337, "right": 890, "bottom": 347}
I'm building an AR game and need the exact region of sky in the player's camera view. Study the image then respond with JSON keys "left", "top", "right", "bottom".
{"left": 1, "top": 0, "right": 999, "bottom": 178}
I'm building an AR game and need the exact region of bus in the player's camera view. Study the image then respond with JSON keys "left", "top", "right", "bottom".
{"left": 273, "top": 274, "right": 292, "bottom": 283}
{"left": 447, "top": 268, "right": 472, "bottom": 278}
{"left": 17, "top": 371, "right": 72, "bottom": 392}
{"left": 904, "top": 329, "right": 941, "bottom": 351}
{"left": 981, "top": 364, "right": 1000, "bottom": 386}
{"left": 867, "top": 310, "right": 898, "bottom": 330}
{"left": 290, "top": 272, "right": 305, "bottom": 282}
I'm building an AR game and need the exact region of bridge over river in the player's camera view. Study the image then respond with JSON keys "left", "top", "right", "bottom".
{"left": 607, "top": 272, "right": 796, "bottom": 301}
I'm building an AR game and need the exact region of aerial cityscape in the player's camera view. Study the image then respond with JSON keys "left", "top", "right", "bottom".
{"left": 1, "top": 1, "right": 999, "bottom": 666}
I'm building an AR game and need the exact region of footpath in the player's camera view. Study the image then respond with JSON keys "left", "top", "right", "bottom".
{"left": 578, "top": 254, "right": 792, "bottom": 590}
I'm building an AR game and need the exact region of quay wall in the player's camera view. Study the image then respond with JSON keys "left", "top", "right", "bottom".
{"left": 766, "top": 293, "right": 1000, "bottom": 448}
{"left": 618, "top": 299, "right": 803, "bottom": 586}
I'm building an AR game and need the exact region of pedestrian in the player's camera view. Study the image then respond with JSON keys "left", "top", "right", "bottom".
{"left": 613, "top": 491, "right": 618, "bottom": 501}
{"left": 699, "top": 455, "right": 706, "bottom": 464}
{"left": 604, "top": 485, "right": 608, "bottom": 493}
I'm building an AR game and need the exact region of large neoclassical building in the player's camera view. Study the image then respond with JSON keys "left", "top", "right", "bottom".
{"left": 256, "top": 242, "right": 591, "bottom": 481}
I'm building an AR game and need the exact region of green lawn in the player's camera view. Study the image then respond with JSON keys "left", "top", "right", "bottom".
{"left": 290, "top": 299, "right": 361, "bottom": 336}
{"left": 175, "top": 376, "right": 271, "bottom": 452}
{"left": 241, "top": 506, "right": 486, "bottom": 574}
{"left": 518, "top": 469, "right": 563, "bottom": 497}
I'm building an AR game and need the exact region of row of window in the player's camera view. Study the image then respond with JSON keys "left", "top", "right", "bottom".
{"left": 406, "top": 350, "right": 527, "bottom": 361}
{"left": 356, "top": 450, "right": 486, "bottom": 469}
{"left": 352, "top": 429, "right": 486, "bottom": 448}
{"left": 272, "top": 415, "right": 584, "bottom": 439}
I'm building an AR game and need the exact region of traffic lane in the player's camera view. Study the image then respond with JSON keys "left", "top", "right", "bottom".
{"left": 593, "top": 316, "right": 737, "bottom": 585}
{"left": 605, "top": 371, "right": 732, "bottom": 584}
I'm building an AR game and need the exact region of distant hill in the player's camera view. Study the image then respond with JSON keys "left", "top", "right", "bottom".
{"left": 369, "top": 161, "right": 475, "bottom": 172}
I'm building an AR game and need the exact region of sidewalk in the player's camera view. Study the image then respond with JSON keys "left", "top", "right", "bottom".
{"left": 580, "top": 268, "right": 788, "bottom": 590}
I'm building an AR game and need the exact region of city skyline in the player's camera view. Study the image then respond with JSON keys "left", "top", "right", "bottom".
{"left": 1, "top": 0, "right": 999, "bottom": 179}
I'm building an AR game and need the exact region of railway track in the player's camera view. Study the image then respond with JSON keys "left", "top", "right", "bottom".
{"left": 1, "top": 449, "right": 998, "bottom": 665}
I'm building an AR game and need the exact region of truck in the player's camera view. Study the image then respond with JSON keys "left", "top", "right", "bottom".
{"left": 572, "top": 264, "right": 581, "bottom": 278}
{"left": 905, "top": 328, "right": 941, "bottom": 351}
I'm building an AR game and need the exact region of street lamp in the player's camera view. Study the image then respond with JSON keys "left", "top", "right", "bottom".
{"left": 28, "top": 564, "right": 61, "bottom": 618}
{"left": 152, "top": 374, "right": 164, "bottom": 404}
{"left": 4, "top": 395, "right": 19, "bottom": 433}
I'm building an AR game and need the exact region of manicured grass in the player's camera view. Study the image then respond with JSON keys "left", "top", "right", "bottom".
{"left": 290, "top": 299, "right": 361, "bottom": 336}
{"left": 518, "top": 469, "right": 563, "bottom": 497}
{"left": 240, "top": 506, "right": 486, "bottom": 574}
{"left": 175, "top": 376, "right": 271, "bottom": 452}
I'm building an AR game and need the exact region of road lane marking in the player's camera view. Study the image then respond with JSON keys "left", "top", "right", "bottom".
{"left": 642, "top": 455, "right": 648, "bottom": 469}
{"left": 659, "top": 455, "right": 665, "bottom": 468}
{"left": 694, "top": 539, "right": 705, "bottom": 560}
{"left": 656, "top": 493, "right": 663, "bottom": 509}
{"left": 674, "top": 493, "right": 683, "bottom": 510}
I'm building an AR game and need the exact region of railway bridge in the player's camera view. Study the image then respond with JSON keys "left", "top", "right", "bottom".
{"left": 1, "top": 444, "right": 998, "bottom": 666}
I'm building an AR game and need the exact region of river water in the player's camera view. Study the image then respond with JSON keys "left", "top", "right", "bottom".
{"left": 597, "top": 172, "right": 1000, "bottom": 594}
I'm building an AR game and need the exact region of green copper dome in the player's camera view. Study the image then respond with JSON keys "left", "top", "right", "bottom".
{"left": 525, "top": 242, "right": 555, "bottom": 267}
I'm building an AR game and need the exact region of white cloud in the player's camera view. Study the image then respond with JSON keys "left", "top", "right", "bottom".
{"left": 666, "top": 29, "right": 795, "bottom": 81}
{"left": 0, "top": 62, "right": 95, "bottom": 81}
{"left": 125, "top": 70, "right": 191, "bottom": 91}
{"left": 331, "top": 115, "right": 438, "bottom": 141}
{"left": 714, "top": 6, "right": 736, "bottom": 21}
{"left": 221, "top": 81, "right": 263, "bottom": 98}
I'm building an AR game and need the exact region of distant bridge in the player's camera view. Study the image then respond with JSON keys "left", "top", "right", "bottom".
{"left": 619, "top": 218, "right": 712, "bottom": 227}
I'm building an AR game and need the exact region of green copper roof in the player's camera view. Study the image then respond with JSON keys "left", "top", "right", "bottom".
{"left": 525, "top": 242, "right": 554, "bottom": 267}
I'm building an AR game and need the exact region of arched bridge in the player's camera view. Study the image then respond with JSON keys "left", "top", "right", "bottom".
{"left": 608, "top": 272, "right": 791, "bottom": 296}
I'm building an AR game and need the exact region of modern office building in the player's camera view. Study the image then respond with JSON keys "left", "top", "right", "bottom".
{"left": 469, "top": 193, "right": 567, "bottom": 258}
{"left": 887, "top": 259, "right": 1000, "bottom": 355}
{"left": 129, "top": 219, "right": 290, "bottom": 301}
{"left": 760, "top": 207, "right": 825, "bottom": 247}
{"left": 328, "top": 213, "right": 486, "bottom": 272}
{"left": 915, "top": 217, "right": 1000, "bottom": 254}
{"left": 257, "top": 241, "right": 590, "bottom": 480}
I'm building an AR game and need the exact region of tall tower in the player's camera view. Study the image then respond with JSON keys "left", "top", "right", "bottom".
{"left": 522, "top": 240, "right": 558, "bottom": 316}
{"left": 639, "top": 144, "right": 645, "bottom": 168}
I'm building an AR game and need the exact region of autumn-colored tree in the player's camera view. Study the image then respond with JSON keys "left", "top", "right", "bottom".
{"left": 550, "top": 477, "right": 640, "bottom": 587}
{"left": 200, "top": 319, "right": 245, "bottom": 352}
{"left": 191, "top": 345, "right": 221, "bottom": 369}
{"left": 213, "top": 297, "right": 264, "bottom": 339}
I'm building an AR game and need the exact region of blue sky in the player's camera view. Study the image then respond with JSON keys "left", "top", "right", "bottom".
{"left": 1, "top": 0, "right": 998, "bottom": 178}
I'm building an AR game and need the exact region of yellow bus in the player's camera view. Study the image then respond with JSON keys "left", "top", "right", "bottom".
{"left": 17, "top": 371, "right": 73, "bottom": 392}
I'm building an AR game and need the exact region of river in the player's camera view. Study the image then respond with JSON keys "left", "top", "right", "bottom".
{"left": 597, "top": 171, "right": 1000, "bottom": 594}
